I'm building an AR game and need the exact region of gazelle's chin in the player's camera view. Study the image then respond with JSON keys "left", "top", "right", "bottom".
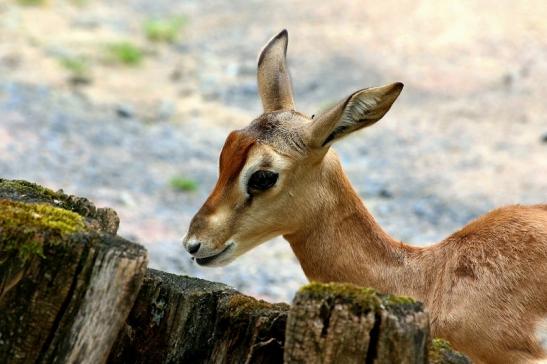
{"left": 195, "top": 241, "right": 238, "bottom": 267}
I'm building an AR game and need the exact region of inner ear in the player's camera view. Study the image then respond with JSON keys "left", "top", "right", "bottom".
{"left": 307, "top": 82, "right": 404, "bottom": 148}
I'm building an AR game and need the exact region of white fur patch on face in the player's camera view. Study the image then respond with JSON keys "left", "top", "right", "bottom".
{"left": 238, "top": 144, "right": 291, "bottom": 197}
{"left": 207, "top": 205, "right": 230, "bottom": 227}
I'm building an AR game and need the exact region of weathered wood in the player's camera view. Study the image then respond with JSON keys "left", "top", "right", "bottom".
{"left": 108, "top": 269, "right": 289, "bottom": 364}
{"left": 0, "top": 181, "right": 147, "bottom": 364}
{"left": 284, "top": 283, "right": 430, "bottom": 364}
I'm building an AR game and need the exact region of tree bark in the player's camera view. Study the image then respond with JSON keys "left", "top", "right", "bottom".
{"left": 108, "top": 269, "right": 289, "bottom": 364}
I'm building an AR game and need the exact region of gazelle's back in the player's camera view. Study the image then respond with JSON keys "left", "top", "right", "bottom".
{"left": 434, "top": 204, "right": 547, "bottom": 363}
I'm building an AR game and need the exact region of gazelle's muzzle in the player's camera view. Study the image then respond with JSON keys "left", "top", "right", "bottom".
{"left": 182, "top": 233, "right": 237, "bottom": 267}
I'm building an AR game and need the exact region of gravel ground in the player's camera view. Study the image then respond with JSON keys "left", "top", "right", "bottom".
{"left": 0, "top": 0, "right": 546, "bottom": 302}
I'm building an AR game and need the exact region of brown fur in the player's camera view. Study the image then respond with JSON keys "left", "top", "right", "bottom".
{"left": 284, "top": 155, "right": 547, "bottom": 363}
{"left": 205, "top": 131, "right": 256, "bottom": 209}
{"left": 257, "top": 29, "right": 295, "bottom": 112}
{"left": 184, "top": 30, "right": 547, "bottom": 363}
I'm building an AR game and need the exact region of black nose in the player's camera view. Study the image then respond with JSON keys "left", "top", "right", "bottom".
{"left": 187, "top": 242, "right": 201, "bottom": 254}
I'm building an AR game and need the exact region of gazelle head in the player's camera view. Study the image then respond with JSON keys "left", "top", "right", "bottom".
{"left": 183, "top": 30, "right": 403, "bottom": 267}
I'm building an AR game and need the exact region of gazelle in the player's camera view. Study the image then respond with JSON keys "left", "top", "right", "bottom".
{"left": 182, "top": 30, "right": 547, "bottom": 363}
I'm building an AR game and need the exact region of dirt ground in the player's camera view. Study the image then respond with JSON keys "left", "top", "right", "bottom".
{"left": 0, "top": 0, "right": 546, "bottom": 301}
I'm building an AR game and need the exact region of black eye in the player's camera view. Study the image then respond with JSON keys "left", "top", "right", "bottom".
{"left": 248, "top": 170, "right": 278, "bottom": 192}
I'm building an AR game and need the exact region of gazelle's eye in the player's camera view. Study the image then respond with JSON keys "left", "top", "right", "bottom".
{"left": 248, "top": 170, "right": 278, "bottom": 192}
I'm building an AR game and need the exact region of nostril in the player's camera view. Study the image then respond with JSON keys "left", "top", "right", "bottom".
{"left": 187, "top": 242, "right": 201, "bottom": 254}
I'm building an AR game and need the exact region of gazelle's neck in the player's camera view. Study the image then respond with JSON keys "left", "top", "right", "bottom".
{"left": 284, "top": 155, "right": 437, "bottom": 304}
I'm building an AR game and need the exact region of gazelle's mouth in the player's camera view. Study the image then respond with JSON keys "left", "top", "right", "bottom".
{"left": 195, "top": 242, "right": 235, "bottom": 266}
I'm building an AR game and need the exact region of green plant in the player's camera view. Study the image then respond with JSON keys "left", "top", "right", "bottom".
{"left": 144, "top": 17, "right": 186, "bottom": 43}
{"left": 17, "top": 0, "right": 46, "bottom": 6}
{"left": 69, "top": 0, "right": 89, "bottom": 6}
{"left": 59, "top": 56, "right": 89, "bottom": 77}
{"left": 105, "top": 41, "right": 143, "bottom": 66}
{"left": 170, "top": 176, "right": 198, "bottom": 192}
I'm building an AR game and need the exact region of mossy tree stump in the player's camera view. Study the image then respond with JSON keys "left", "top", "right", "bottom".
{"left": 0, "top": 180, "right": 148, "bottom": 364}
{"left": 284, "top": 283, "right": 430, "bottom": 364}
{"left": 108, "top": 269, "right": 289, "bottom": 364}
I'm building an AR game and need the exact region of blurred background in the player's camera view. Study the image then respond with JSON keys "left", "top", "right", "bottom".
{"left": 0, "top": 0, "right": 545, "bottom": 302}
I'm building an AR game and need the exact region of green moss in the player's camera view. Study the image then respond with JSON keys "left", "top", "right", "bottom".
{"left": 299, "top": 282, "right": 382, "bottom": 312}
{"left": 0, "top": 200, "right": 86, "bottom": 262}
{"left": 383, "top": 294, "right": 416, "bottom": 305}
{"left": 298, "top": 282, "right": 418, "bottom": 316}
{"left": 429, "top": 338, "right": 450, "bottom": 362}
{"left": 226, "top": 294, "right": 275, "bottom": 318}
{"left": 144, "top": 17, "right": 186, "bottom": 43}
{"left": 0, "top": 179, "right": 120, "bottom": 235}
{"left": 105, "top": 42, "right": 143, "bottom": 66}
{"left": 0, "top": 179, "right": 59, "bottom": 202}
{"left": 429, "top": 338, "right": 469, "bottom": 363}
{"left": 169, "top": 176, "right": 198, "bottom": 192}
{"left": 431, "top": 338, "right": 451, "bottom": 350}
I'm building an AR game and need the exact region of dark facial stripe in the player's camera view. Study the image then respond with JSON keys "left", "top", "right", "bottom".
{"left": 204, "top": 131, "right": 256, "bottom": 210}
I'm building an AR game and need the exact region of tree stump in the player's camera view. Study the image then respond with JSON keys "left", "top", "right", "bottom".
{"left": 0, "top": 180, "right": 148, "bottom": 364}
{"left": 108, "top": 269, "right": 289, "bottom": 364}
{"left": 284, "top": 283, "right": 430, "bottom": 364}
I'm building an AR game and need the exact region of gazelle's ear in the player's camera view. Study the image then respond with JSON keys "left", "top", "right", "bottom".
{"left": 257, "top": 29, "right": 295, "bottom": 112}
{"left": 307, "top": 83, "right": 403, "bottom": 148}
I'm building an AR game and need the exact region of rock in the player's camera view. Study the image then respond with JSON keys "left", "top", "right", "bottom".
{"left": 284, "top": 282, "right": 430, "bottom": 364}
{"left": 108, "top": 269, "right": 289, "bottom": 364}
{"left": 378, "top": 188, "right": 393, "bottom": 198}
{"left": 0, "top": 199, "right": 148, "bottom": 364}
{"left": 69, "top": 75, "right": 93, "bottom": 86}
{"left": 157, "top": 100, "right": 176, "bottom": 121}
{"left": 1, "top": 53, "right": 21, "bottom": 69}
{"left": 0, "top": 179, "right": 120, "bottom": 235}
{"left": 116, "top": 104, "right": 135, "bottom": 119}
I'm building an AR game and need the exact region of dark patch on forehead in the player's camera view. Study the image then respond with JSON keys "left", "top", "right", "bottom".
{"left": 245, "top": 110, "right": 309, "bottom": 155}
{"left": 247, "top": 114, "right": 281, "bottom": 140}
